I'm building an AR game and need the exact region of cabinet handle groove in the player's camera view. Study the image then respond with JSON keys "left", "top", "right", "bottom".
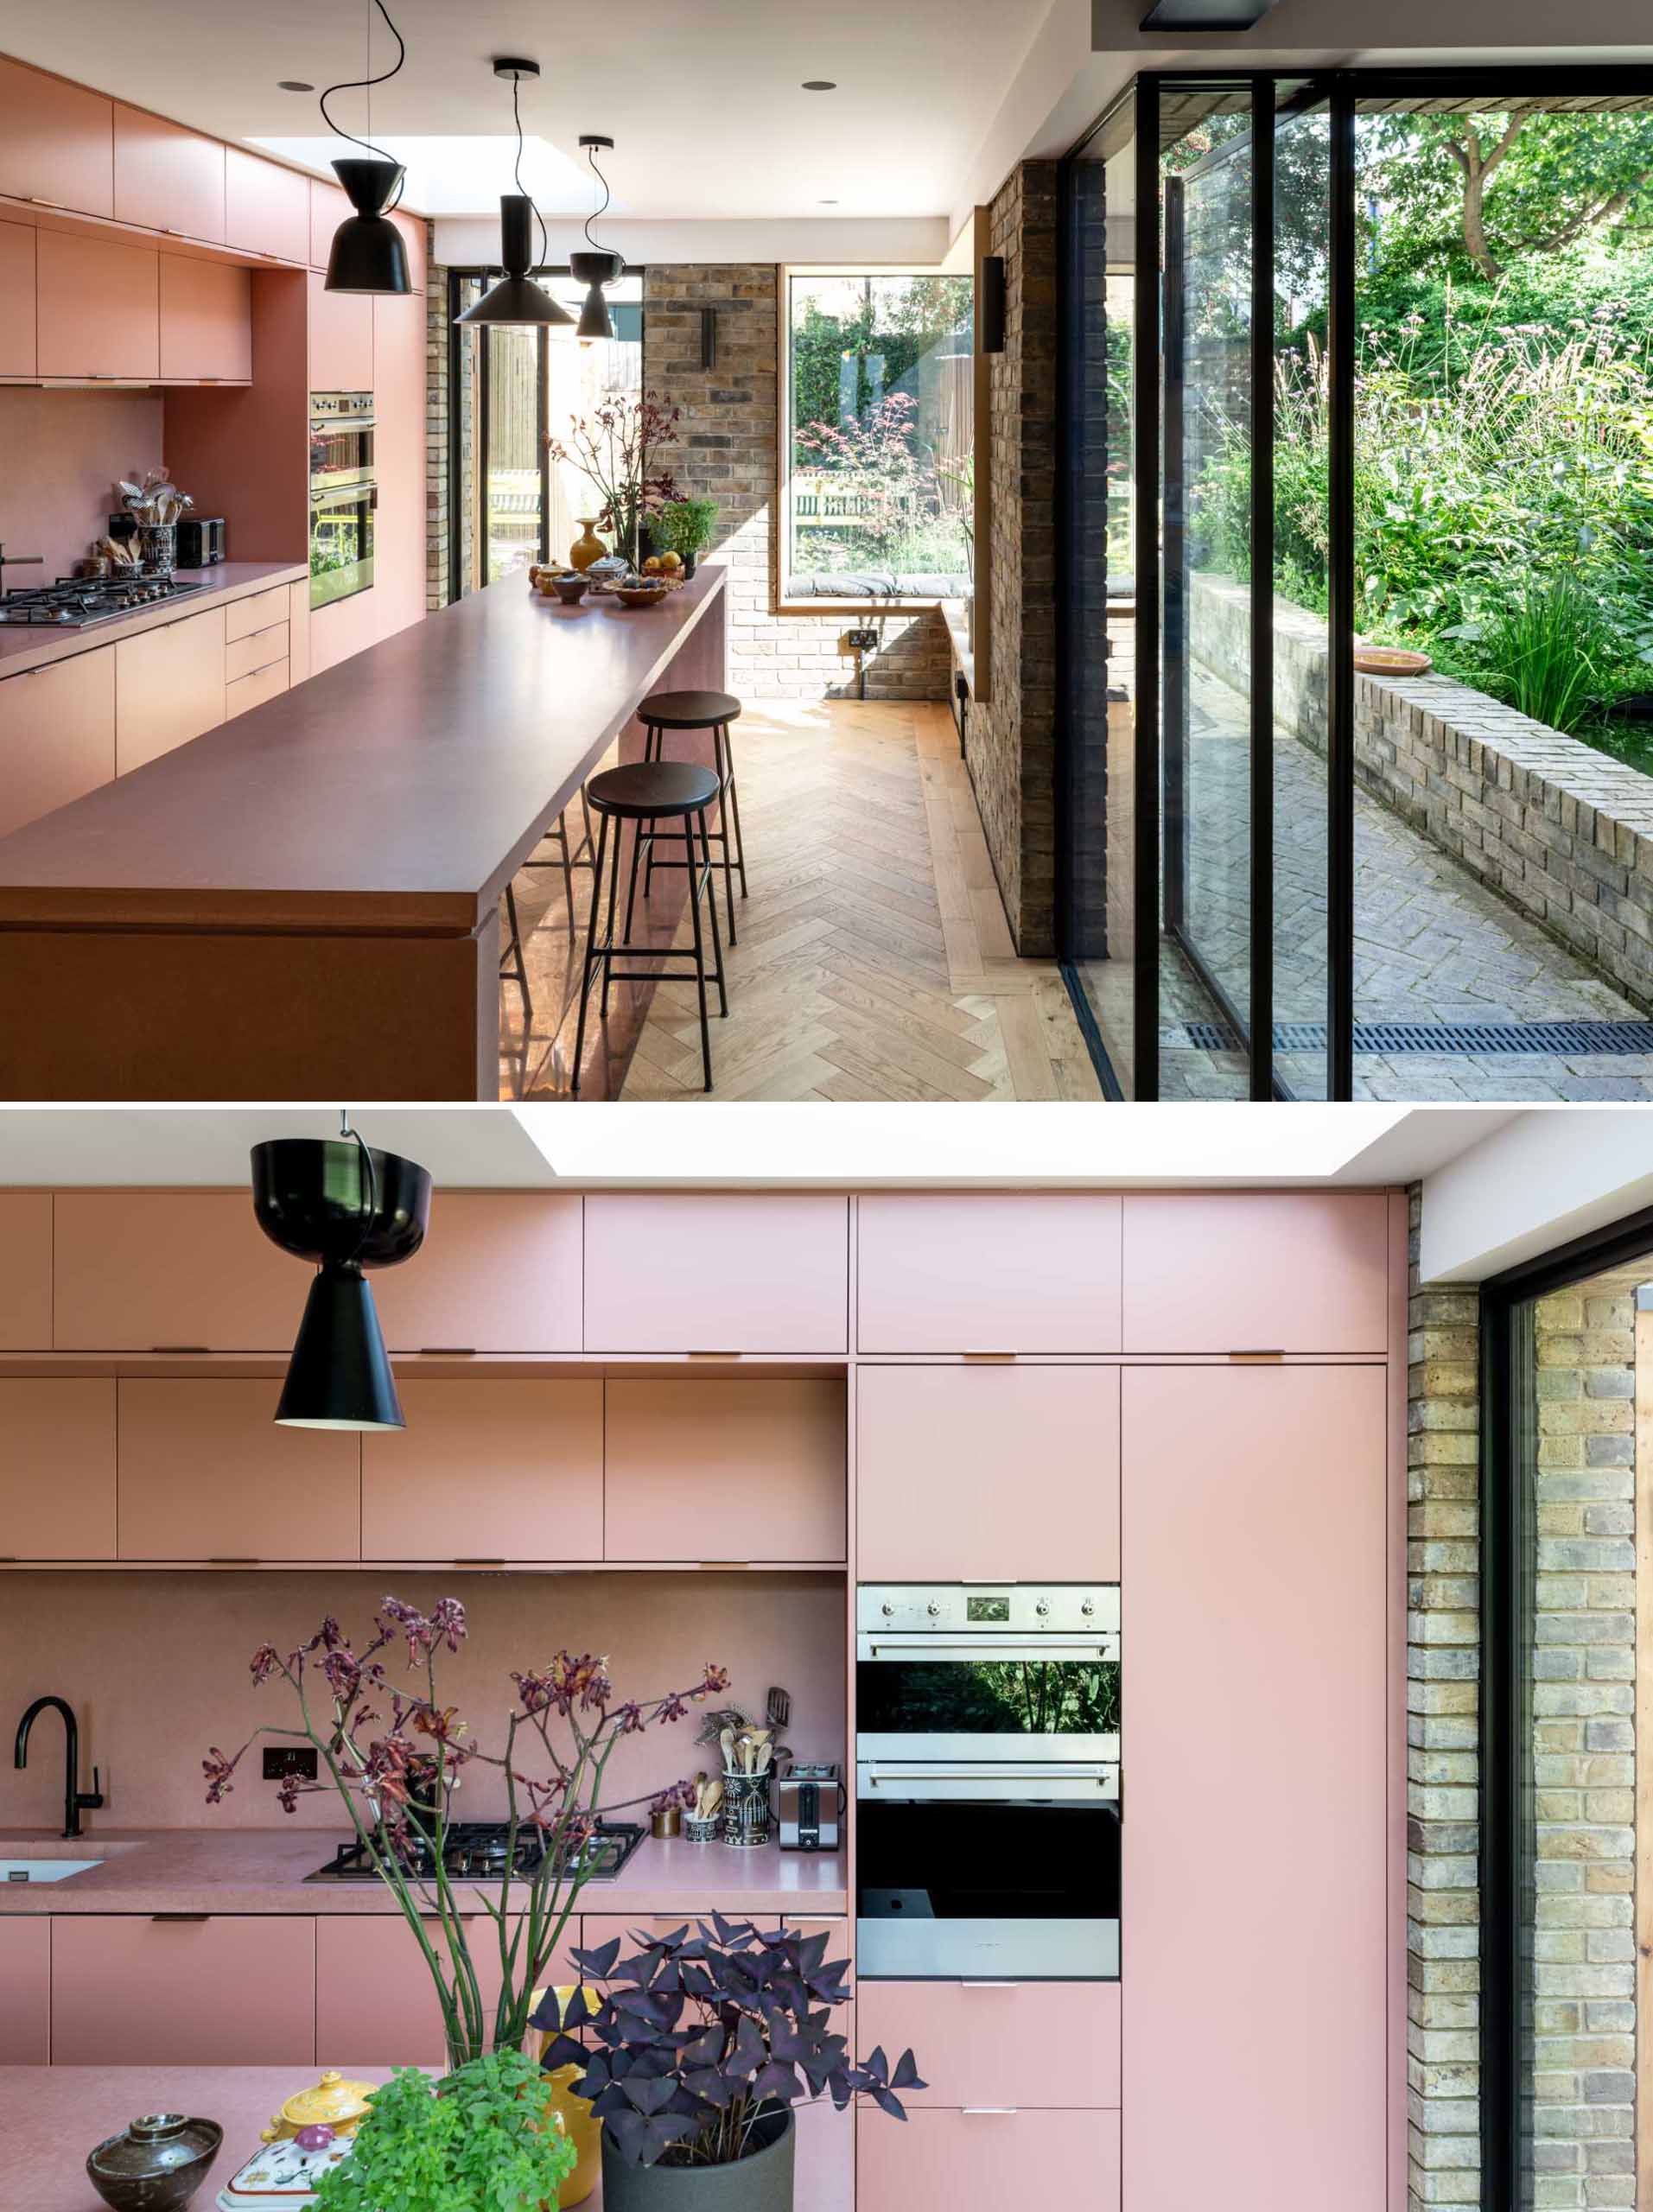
{"left": 963, "top": 1350, "right": 1017, "bottom": 1361}
{"left": 151, "top": 1912, "right": 209, "bottom": 1923}
{"left": 418, "top": 1346, "right": 477, "bottom": 1356}
{"left": 687, "top": 1350, "right": 741, "bottom": 1359}
{"left": 1230, "top": 1349, "right": 1285, "bottom": 1362}
{"left": 151, "top": 1344, "right": 211, "bottom": 1354}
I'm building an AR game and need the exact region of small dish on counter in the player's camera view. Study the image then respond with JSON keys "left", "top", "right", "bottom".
{"left": 86, "top": 2112, "right": 223, "bottom": 2212}
{"left": 612, "top": 578, "right": 670, "bottom": 608}
{"left": 544, "top": 572, "right": 590, "bottom": 605}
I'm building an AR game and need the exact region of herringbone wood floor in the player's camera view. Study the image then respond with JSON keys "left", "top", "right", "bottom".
{"left": 500, "top": 700, "right": 1103, "bottom": 1103}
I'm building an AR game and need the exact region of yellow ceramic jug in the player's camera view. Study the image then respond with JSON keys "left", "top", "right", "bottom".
{"left": 529, "top": 1984, "right": 602, "bottom": 2207}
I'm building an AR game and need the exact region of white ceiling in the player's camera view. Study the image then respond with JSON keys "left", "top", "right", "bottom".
{"left": 2, "top": 0, "right": 1052, "bottom": 221}
{"left": 0, "top": 1104, "right": 1517, "bottom": 1190}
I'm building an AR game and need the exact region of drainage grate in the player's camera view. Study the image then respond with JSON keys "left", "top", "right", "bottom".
{"left": 1173, "top": 1019, "right": 1653, "bottom": 1057}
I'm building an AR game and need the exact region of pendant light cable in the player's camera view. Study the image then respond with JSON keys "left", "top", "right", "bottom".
{"left": 512, "top": 71, "right": 549, "bottom": 276}
{"left": 319, "top": 0, "right": 406, "bottom": 209}
{"left": 338, "top": 1109, "right": 379, "bottom": 1271}
{"left": 584, "top": 141, "right": 613, "bottom": 252}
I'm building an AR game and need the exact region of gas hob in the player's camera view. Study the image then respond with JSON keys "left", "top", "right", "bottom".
{"left": 0, "top": 574, "right": 208, "bottom": 627}
{"left": 303, "top": 1818, "right": 645, "bottom": 1885}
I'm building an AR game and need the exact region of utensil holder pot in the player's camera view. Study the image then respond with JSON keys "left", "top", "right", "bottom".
{"left": 721, "top": 1770, "right": 772, "bottom": 1848}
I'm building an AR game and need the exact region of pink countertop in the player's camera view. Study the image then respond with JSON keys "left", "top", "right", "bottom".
{"left": 0, "top": 2069, "right": 854, "bottom": 2212}
{"left": 0, "top": 1827, "right": 848, "bottom": 1916}
{"left": 0, "top": 562, "right": 307, "bottom": 677}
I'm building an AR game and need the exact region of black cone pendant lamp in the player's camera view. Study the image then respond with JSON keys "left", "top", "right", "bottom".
{"left": 456, "top": 60, "right": 575, "bottom": 331}
{"left": 571, "top": 135, "right": 620, "bottom": 343}
{"left": 251, "top": 1114, "right": 431, "bottom": 1431}
{"left": 320, "top": 0, "right": 410, "bottom": 295}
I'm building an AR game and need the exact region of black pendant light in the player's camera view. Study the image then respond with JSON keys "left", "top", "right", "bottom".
{"left": 320, "top": 0, "right": 410, "bottom": 295}
{"left": 251, "top": 1114, "right": 432, "bottom": 1432}
{"left": 456, "top": 60, "right": 575, "bottom": 330}
{"left": 571, "top": 136, "right": 621, "bottom": 343}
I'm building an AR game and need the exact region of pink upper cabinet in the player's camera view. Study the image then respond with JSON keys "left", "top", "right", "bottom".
{"left": 224, "top": 146, "right": 311, "bottom": 264}
{"left": 112, "top": 104, "right": 226, "bottom": 241}
{"left": 0, "top": 1377, "right": 117, "bottom": 1560}
{"left": 604, "top": 1378, "right": 848, "bottom": 1562}
{"left": 54, "top": 1190, "right": 298, "bottom": 1350}
{"left": 117, "top": 1377, "right": 361, "bottom": 1561}
{"left": 308, "top": 270, "right": 374, "bottom": 393}
{"left": 35, "top": 231, "right": 159, "bottom": 380}
{"left": 370, "top": 1192, "right": 583, "bottom": 1351}
{"left": 1121, "top": 1192, "right": 1390, "bottom": 1353}
{"left": 0, "top": 1192, "right": 52, "bottom": 1347}
{"left": 361, "top": 1378, "right": 602, "bottom": 1561}
{"left": 583, "top": 1196, "right": 849, "bottom": 1353}
{"left": 1121, "top": 1364, "right": 1389, "bottom": 2212}
{"left": 856, "top": 1364, "right": 1120, "bottom": 1583}
{"left": 159, "top": 254, "right": 252, "bottom": 380}
{"left": 0, "top": 58, "right": 113, "bottom": 216}
{"left": 856, "top": 1194, "right": 1122, "bottom": 1352}
{"left": 0, "top": 221, "right": 37, "bottom": 377}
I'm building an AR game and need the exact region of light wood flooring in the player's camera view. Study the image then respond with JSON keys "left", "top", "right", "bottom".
{"left": 501, "top": 699, "right": 1103, "bottom": 1103}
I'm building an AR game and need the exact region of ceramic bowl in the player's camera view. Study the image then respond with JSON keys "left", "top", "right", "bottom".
{"left": 614, "top": 580, "right": 669, "bottom": 608}
{"left": 86, "top": 2113, "right": 223, "bottom": 2212}
{"left": 548, "top": 573, "right": 590, "bottom": 605}
{"left": 1352, "top": 645, "right": 1433, "bottom": 677}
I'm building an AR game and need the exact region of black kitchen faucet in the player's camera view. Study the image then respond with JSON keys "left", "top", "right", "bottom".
{"left": 14, "top": 1696, "right": 105, "bottom": 1840}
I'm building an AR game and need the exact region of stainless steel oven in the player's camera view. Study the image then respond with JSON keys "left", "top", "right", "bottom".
{"left": 855, "top": 1584, "right": 1120, "bottom": 1980}
{"left": 310, "top": 391, "right": 376, "bottom": 610}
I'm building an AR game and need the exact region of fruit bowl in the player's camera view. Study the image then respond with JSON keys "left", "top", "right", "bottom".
{"left": 612, "top": 579, "right": 669, "bottom": 608}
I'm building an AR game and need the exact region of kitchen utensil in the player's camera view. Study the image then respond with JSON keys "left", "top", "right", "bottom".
{"left": 766, "top": 1687, "right": 791, "bottom": 1730}
{"left": 86, "top": 2113, "right": 223, "bottom": 2212}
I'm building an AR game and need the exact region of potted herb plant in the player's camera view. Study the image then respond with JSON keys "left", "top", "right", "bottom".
{"left": 649, "top": 497, "right": 720, "bottom": 580}
{"left": 532, "top": 1916, "right": 924, "bottom": 2212}
{"left": 549, "top": 392, "right": 682, "bottom": 571}
{"left": 201, "top": 1597, "right": 729, "bottom": 2069}
{"left": 310, "top": 2050, "right": 575, "bottom": 2212}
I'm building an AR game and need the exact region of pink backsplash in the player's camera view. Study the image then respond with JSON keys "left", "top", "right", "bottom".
{"left": 0, "top": 1571, "right": 845, "bottom": 1833}
{"left": 0, "top": 387, "right": 166, "bottom": 584}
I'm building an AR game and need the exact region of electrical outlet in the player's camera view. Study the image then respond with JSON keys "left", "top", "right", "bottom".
{"left": 263, "top": 1746, "right": 319, "bottom": 1783}
{"left": 845, "top": 626, "right": 879, "bottom": 653}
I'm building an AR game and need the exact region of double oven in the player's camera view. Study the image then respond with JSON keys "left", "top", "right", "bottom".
{"left": 309, "top": 391, "right": 377, "bottom": 610}
{"left": 855, "top": 1584, "right": 1120, "bottom": 1980}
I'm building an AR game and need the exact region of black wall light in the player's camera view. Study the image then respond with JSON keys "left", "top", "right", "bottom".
{"left": 980, "top": 255, "right": 1006, "bottom": 354}
{"left": 251, "top": 1115, "right": 431, "bottom": 1431}
{"left": 700, "top": 308, "right": 717, "bottom": 372}
{"left": 457, "top": 60, "right": 575, "bottom": 329}
{"left": 320, "top": 0, "right": 410, "bottom": 295}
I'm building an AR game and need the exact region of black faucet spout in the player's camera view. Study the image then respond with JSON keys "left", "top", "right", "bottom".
{"left": 15, "top": 1694, "right": 103, "bottom": 1840}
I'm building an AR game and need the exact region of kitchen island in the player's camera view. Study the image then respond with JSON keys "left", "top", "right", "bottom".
{"left": 0, "top": 564, "right": 726, "bottom": 1099}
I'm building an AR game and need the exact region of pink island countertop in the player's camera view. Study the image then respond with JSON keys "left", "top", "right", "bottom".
{"left": 0, "top": 562, "right": 308, "bottom": 677}
{"left": 0, "top": 1827, "right": 848, "bottom": 1916}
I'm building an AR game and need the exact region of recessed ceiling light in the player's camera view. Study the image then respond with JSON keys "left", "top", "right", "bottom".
{"left": 802, "top": 79, "right": 836, "bottom": 91}
{"left": 819, "top": 198, "right": 838, "bottom": 205}
{"left": 277, "top": 79, "right": 315, "bottom": 91}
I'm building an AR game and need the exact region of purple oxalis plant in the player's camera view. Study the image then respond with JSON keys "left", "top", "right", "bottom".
{"left": 533, "top": 1916, "right": 924, "bottom": 2167}
{"left": 201, "top": 1596, "right": 728, "bottom": 2066}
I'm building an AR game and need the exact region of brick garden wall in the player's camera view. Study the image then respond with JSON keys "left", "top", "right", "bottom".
{"left": 1191, "top": 571, "right": 1653, "bottom": 1014}
{"left": 640, "top": 266, "right": 951, "bottom": 706}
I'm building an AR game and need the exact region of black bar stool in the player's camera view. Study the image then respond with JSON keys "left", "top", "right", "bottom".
{"left": 625, "top": 689, "right": 747, "bottom": 944}
{"left": 499, "top": 793, "right": 596, "bottom": 1029}
{"left": 572, "top": 760, "right": 728, "bottom": 1095}
{"left": 499, "top": 883, "right": 532, "bottom": 1023}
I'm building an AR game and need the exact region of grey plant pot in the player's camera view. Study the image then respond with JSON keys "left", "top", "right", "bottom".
{"left": 600, "top": 2106, "right": 794, "bottom": 2212}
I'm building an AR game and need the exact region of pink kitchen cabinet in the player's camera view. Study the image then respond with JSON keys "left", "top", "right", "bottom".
{"left": 856, "top": 1364, "right": 1120, "bottom": 1582}
{"left": 361, "top": 1379, "right": 602, "bottom": 1560}
{"left": 0, "top": 1377, "right": 116, "bottom": 1560}
{"left": 0, "top": 220, "right": 37, "bottom": 376}
{"left": 158, "top": 254, "right": 251, "bottom": 381}
{"left": 794, "top": 2099, "right": 855, "bottom": 2212}
{"left": 1121, "top": 1364, "right": 1389, "bottom": 2212}
{"left": 0, "top": 57, "right": 113, "bottom": 216}
{"left": 316, "top": 1916, "right": 584, "bottom": 2068}
{"left": 225, "top": 146, "right": 310, "bottom": 264}
{"left": 52, "top": 1916, "right": 316, "bottom": 2065}
{"left": 604, "top": 1378, "right": 847, "bottom": 1562}
{"left": 309, "top": 178, "right": 351, "bottom": 270}
{"left": 858, "top": 2107, "right": 1119, "bottom": 2212}
{"left": 54, "top": 1189, "right": 297, "bottom": 1349}
{"left": 0, "top": 645, "right": 116, "bottom": 840}
{"left": 114, "top": 604, "right": 226, "bottom": 773}
{"left": 1122, "top": 1192, "right": 1389, "bottom": 1353}
{"left": 116, "top": 1379, "right": 360, "bottom": 1561}
{"left": 857, "top": 1979, "right": 1119, "bottom": 2110}
{"left": 0, "top": 1918, "right": 51, "bottom": 2064}
{"left": 36, "top": 231, "right": 158, "bottom": 380}
{"left": 370, "top": 1192, "right": 584, "bottom": 1351}
{"left": 112, "top": 104, "right": 225, "bottom": 242}
{"left": 856, "top": 1195, "right": 1122, "bottom": 1352}
{"left": 308, "top": 270, "right": 373, "bottom": 394}
{"left": 583, "top": 1196, "right": 849, "bottom": 1352}
{"left": 0, "top": 1191, "right": 52, "bottom": 1348}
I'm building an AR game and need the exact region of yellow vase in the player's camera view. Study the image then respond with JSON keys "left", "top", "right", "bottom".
{"left": 569, "top": 520, "right": 607, "bottom": 573}
{"left": 530, "top": 1984, "right": 602, "bottom": 2207}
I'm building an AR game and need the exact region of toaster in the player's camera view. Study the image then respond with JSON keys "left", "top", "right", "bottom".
{"left": 777, "top": 1763, "right": 846, "bottom": 1852}
{"left": 177, "top": 516, "right": 227, "bottom": 566}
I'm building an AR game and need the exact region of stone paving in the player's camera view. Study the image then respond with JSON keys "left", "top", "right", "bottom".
{"left": 1155, "top": 666, "right": 1653, "bottom": 1100}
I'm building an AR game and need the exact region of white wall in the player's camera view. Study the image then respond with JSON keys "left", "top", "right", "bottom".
{"left": 1420, "top": 1110, "right": 1653, "bottom": 1283}
{"left": 433, "top": 215, "right": 951, "bottom": 270}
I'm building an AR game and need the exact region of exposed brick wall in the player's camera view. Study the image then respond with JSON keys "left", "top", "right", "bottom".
{"left": 1408, "top": 1188, "right": 1483, "bottom": 2212}
{"left": 963, "top": 162, "right": 1059, "bottom": 957}
{"left": 641, "top": 265, "right": 950, "bottom": 705}
{"left": 425, "top": 260, "right": 450, "bottom": 611}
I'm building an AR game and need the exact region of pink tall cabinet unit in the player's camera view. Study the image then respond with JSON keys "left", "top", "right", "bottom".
{"left": 0, "top": 1186, "right": 1407, "bottom": 2212}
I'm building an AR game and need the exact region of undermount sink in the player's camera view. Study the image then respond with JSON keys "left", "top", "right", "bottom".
{"left": 0, "top": 1858, "right": 104, "bottom": 1884}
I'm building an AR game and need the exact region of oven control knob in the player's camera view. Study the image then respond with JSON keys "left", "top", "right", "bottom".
{"left": 881, "top": 1603, "right": 894, "bottom": 1617}
{"left": 926, "top": 1602, "right": 942, "bottom": 1618}
{"left": 1081, "top": 1599, "right": 1095, "bottom": 1617}
{"left": 1035, "top": 1600, "right": 1051, "bottom": 1618}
